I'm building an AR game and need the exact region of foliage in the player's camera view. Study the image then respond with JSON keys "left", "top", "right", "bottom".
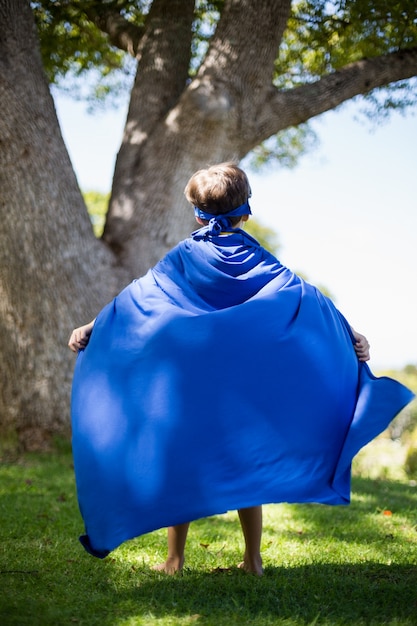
{"left": 245, "top": 220, "right": 280, "bottom": 256}
{"left": 33, "top": 1, "right": 417, "bottom": 88}
{"left": 385, "top": 364, "right": 417, "bottom": 478}
{"left": 1, "top": 443, "right": 417, "bottom": 625}
{"left": 246, "top": 124, "right": 319, "bottom": 171}
{"left": 31, "top": 0, "right": 417, "bottom": 163}
{"left": 360, "top": 78, "right": 417, "bottom": 123}
{"left": 83, "top": 190, "right": 110, "bottom": 236}
{"left": 275, "top": 0, "right": 417, "bottom": 119}
{"left": 277, "top": 0, "right": 417, "bottom": 85}
{"left": 404, "top": 426, "right": 417, "bottom": 478}
{"left": 30, "top": 1, "right": 138, "bottom": 104}
{"left": 31, "top": 0, "right": 224, "bottom": 104}
{"left": 395, "top": 364, "right": 417, "bottom": 392}
{"left": 377, "top": 364, "right": 417, "bottom": 440}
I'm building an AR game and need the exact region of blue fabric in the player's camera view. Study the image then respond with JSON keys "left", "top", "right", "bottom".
{"left": 71, "top": 228, "right": 414, "bottom": 558}
{"left": 194, "top": 201, "right": 252, "bottom": 234}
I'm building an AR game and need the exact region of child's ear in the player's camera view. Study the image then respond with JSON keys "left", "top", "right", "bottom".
{"left": 242, "top": 215, "right": 249, "bottom": 222}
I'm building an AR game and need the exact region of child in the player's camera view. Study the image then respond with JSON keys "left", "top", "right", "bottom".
{"left": 69, "top": 163, "right": 412, "bottom": 575}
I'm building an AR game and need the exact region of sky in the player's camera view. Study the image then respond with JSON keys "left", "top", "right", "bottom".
{"left": 53, "top": 92, "right": 417, "bottom": 372}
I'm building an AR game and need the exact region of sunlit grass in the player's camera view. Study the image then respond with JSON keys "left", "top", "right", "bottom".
{"left": 1, "top": 439, "right": 417, "bottom": 625}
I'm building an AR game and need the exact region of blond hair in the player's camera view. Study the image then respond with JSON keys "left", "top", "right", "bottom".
{"left": 184, "top": 163, "right": 251, "bottom": 224}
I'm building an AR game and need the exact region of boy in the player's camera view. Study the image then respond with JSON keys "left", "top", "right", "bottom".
{"left": 69, "top": 163, "right": 412, "bottom": 575}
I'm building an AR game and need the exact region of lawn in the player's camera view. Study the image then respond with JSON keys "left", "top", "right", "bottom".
{"left": 1, "top": 438, "right": 416, "bottom": 626}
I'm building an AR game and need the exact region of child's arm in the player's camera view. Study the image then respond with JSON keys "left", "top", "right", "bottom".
{"left": 68, "top": 319, "right": 96, "bottom": 353}
{"left": 351, "top": 328, "right": 370, "bottom": 362}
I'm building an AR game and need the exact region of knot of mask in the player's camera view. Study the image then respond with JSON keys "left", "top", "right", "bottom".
{"left": 194, "top": 201, "right": 252, "bottom": 235}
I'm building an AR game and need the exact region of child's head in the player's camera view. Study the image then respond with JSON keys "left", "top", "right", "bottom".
{"left": 184, "top": 163, "right": 251, "bottom": 226}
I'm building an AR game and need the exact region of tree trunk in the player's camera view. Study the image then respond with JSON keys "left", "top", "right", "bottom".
{"left": 103, "top": 0, "right": 417, "bottom": 279}
{"left": 0, "top": 0, "right": 120, "bottom": 450}
{"left": 104, "top": 0, "right": 293, "bottom": 277}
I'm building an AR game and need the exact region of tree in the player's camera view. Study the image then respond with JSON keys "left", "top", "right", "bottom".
{"left": 1, "top": 0, "right": 416, "bottom": 449}
{"left": 0, "top": 0, "right": 120, "bottom": 450}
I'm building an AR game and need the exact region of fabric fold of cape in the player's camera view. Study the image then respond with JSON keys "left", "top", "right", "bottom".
{"left": 71, "top": 227, "right": 414, "bottom": 558}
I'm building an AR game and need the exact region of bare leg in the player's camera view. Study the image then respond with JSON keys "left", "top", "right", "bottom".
{"left": 152, "top": 522, "right": 190, "bottom": 574}
{"left": 237, "top": 506, "right": 263, "bottom": 575}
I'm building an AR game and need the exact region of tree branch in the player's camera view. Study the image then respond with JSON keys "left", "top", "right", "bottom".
{"left": 117, "top": 0, "right": 195, "bottom": 140}
{"left": 103, "top": 0, "right": 196, "bottom": 247}
{"left": 83, "top": 5, "right": 145, "bottom": 56}
{"left": 200, "top": 0, "right": 292, "bottom": 91}
{"left": 251, "top": 47, "right": 417, "bottom": 148}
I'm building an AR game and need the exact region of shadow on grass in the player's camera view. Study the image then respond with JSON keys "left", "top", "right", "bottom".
{"left": 103, "top": 561, "right": 417, "bottom": 625}
{"left": 1, "top": 456, "right": 417, "bottom": 625}
{"left": 3, "top": 560, "right": 416, "bottom": 626}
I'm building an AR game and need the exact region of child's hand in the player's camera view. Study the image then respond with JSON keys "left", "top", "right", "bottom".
{"left": 351, "top": 329, "right": 370, "bottom": 362}
{"left": 68, "top": 321, "right": 94, "bottom": 353}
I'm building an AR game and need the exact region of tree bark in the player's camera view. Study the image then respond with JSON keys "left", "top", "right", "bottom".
{"left": 0, "top": 0, "right": 120, "bottom": 449}
{"left": 102, "top": 0, "right": 196, "bottom": 261}
{"left": 84, "top": 4, "right": 145, "bottom": 56}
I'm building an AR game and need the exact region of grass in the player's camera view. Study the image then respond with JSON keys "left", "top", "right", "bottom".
{"left": 1, "top": 439, "right": 417, "bottom": 626}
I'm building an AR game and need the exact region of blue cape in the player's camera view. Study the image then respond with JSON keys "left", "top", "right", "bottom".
{"left": 71, "top": 227, "right": 414, "bottom": 558}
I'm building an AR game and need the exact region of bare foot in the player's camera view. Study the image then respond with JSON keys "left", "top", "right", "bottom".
{"left": 152, "top": 557, "right": 184, "bottom": 574}
{"left": 238, "top": 555, "right": 263, "bottom": 576}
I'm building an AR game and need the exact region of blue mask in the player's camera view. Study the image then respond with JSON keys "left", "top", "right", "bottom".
{"left": 194, "top": 201, "right": 252, "bottom": 234}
